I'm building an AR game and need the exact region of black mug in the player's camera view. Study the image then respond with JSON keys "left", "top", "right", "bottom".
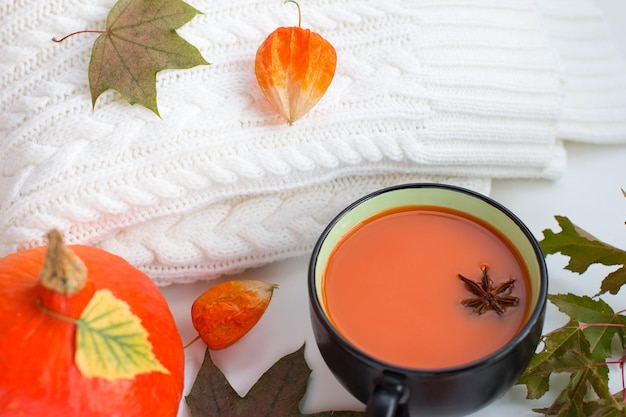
{"left": 308, "top": 183, "right": 548, "bottom": 416}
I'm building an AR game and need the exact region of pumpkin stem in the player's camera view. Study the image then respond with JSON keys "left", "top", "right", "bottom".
{"left": 284, "top": 0, "right": 301, "bottom": 28}
{"left": 39, "top": 229, "right": 87, "bottom": 295}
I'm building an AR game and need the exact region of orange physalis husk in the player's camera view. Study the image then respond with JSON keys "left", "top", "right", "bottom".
{"left": 255, "top": 0, "right": 337, "bottom": 125}
{"left": 190, "top": 280, "right": 278, "bottom": 350}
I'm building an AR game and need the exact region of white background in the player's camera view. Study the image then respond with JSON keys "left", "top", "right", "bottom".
{"left": 163, "top": 1, "right": 626, "bottom": 415}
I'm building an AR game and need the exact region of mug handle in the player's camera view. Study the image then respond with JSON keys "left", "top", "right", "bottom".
{"left": 365, "top": 373, "right": 409, "bottom": 417}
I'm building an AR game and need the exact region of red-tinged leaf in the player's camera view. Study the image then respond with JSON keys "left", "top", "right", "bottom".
{"left": 590, "top": 407, "right": 626, "bottom": 417}
{"left": 185, "top": 344, "right": 364, "bottom": 417}
{"left": 255, "top": 2, "right": 337, "bottom": 125}
{"left": 517, "top": 350, "right": 553, "bottom": 400}
{"left": 190, "top": 280, "right": 277, "bottom": 350}
{"left": 548, "top": 294, "right": 626, "bottom": 361}
{"left": 586, "top": 393, "right": 626, "bottom": 417}
{"left": 532, "top": 371, "right": 586, "bottom": 417}
{"left": 522, "top": 204, "right": 626, "bottom": 416}
{"left": 89, "top": 0, "right": 209, "bottom": 116}
{"left": 540, "top": 216, "right": 626, "bottom": 295}
{"left": 598, "top": 268, "right": 626, "bottom": 297}
{"left": 518, "top": 320, "right": 592, "bottom": 399}
{"left": 530, "top": 350, "right": 613, "bottom": 417}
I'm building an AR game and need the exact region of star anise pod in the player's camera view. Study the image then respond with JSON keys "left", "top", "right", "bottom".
{"left": 458, "top": 266, "right": 519, "bottom": 315}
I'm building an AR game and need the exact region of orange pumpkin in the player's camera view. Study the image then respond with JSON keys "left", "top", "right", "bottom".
{"left": 0, "top": 230, "right": 184, "bottom": 417}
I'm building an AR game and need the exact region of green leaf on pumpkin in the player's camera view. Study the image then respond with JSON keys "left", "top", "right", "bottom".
{"left": 89, "top": 0, "right": 209, "bottom": 116}
{"left": 75, "top": 289, "right": 170, "bottom": 380}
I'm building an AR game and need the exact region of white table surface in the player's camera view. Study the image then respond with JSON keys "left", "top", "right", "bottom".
{"left": 164, "top": 1, "right": 626, "bottom": 415}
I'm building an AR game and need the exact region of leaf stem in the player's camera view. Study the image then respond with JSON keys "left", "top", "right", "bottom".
{"left": 595, "top": 358, "right": 626, "bottom": 403}
{"left": 36, "top": 298, "right": 80, "bottom": 326}
{"left": 184, "top": 335, "right": 202, "bottom": 349}
{"left": 284, "top": 0, "right": 301, "bottom": 28}
{"left": 52, "top": 30, "right": 106, "bottom": 43}
{"left": 579, "top": 323, "right": 626, "bottom": 330}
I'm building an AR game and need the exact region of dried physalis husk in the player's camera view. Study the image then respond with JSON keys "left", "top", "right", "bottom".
{"left": 190, "top": 280, "right": 277, "bottom": 350}
{"left": 255, "top": 0, "right": 337, "bottom": 125}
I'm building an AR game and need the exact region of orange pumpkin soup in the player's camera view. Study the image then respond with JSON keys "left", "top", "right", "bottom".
{"left": 322, "top": 206, "right": 530, "bottom": 369}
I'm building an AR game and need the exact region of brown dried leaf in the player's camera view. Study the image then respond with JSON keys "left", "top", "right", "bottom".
{"left": 89, "top": 0, "right": 209, "bottom": 115}
{"left": 185, "top": 344, "right": 363, "bottom": 417}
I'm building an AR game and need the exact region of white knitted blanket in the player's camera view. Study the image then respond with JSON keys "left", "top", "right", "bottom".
{"left": 1, "top": 0, "right": 625, "bottom": 285}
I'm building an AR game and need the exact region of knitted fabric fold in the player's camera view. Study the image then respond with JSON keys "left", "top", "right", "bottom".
{"left": 537, "top": 0, "right": 626, "bottom": 143}
{"left": 1, "top": 0, "right": 624, "bottom": 285}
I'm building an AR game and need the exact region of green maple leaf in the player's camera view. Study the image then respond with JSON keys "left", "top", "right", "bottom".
{"left": 89, "top": 0, "right": 209, "bottom": 116}
{"left": 584, "top": 390, "right": 626, "bottom": 417}
{"left": 518, "top": 208, "right": 626, "bottom": 417}
{"left": 548, "top": 294, "right": 626, "bottom": 361}
{"left": 518, "top": 320, "right": 593, "bottom": 399}
{"left": 185, "top": 344, "right": 363, "bottom": 417}
{"left": 540, "top": 216, "right": 626, "bottom": 295}
{"left": 528, "top": 349, "right": 612, "bottom": 417}
{"left": 533, "top": 350, "right": 613, "bottom": 417}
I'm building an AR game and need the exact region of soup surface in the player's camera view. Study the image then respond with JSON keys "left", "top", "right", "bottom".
{"left": 322, "top": 206, "right": 529, "bottom": 369}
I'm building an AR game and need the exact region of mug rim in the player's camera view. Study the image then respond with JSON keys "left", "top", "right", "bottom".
{"left": 308, "top": 182, "right": 548, "bottom": 376}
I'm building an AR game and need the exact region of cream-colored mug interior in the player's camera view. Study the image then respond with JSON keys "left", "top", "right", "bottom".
{"left": 313, "top": 186, "right": 543, "bottom": 327}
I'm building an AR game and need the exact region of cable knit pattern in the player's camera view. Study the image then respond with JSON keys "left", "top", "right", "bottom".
{"left": 537, "top": 0, "right": 626, "bottom": 143}
{"left": 1, "top": 0, "right": 624, "bottom": 285}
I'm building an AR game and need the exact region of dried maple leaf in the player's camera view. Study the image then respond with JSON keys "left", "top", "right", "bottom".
{"left": 88, "top": 0, "right": 209, "bottom": 115}
{"left": 255, "top": 0, "right": 337, "bottom": 125}
{"left": 185, "top": 344, "right": 363, "bottom": 417}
